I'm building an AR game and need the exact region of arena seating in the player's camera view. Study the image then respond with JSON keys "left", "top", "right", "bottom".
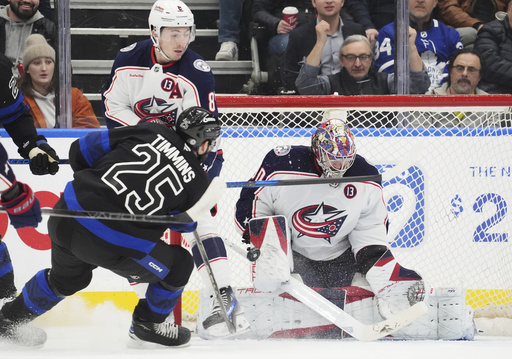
{"left": 67, "top": 0, "right": 253, "bottom": 123}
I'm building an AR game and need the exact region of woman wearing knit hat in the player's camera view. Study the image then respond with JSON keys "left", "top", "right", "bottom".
{"left": 17, "top": 34, "right": 100, "bottom": 128}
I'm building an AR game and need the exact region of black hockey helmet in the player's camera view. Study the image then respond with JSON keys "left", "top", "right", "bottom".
{"left": 176, "top": 107, "right": 221, "bottom": 150}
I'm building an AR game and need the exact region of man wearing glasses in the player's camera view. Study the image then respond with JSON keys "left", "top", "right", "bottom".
{"left": 295, "top": 32, "right": 429, "bottom": 95}
{"left": 414, "top": 48, "right": 496, "bottom": 127}
{"left": 427, "top": 48, "right": 487, "bottom": 95}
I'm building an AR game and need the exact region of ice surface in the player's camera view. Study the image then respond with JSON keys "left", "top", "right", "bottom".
{"left": 1, "top": 297, "right": 511, "bottom": 358}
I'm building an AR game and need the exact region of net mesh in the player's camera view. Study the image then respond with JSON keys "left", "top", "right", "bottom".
{"left": 176, "top": 96, "right": 512, "bottom": 324}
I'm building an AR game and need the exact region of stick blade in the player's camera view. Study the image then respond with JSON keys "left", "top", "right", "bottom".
{"left": 360, "top": 302, "right": 429, "bottom": 341}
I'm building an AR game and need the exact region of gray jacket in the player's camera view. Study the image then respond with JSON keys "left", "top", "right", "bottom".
{"left": 0, "top": 6, "right": 56, "bottom": 71}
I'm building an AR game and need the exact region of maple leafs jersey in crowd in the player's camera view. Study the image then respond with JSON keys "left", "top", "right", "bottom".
{"left": 374, "top": 19, "right": 462, "bottom": 91}
{"left": 63, "top": 122, "right": 210, "bottom": 259}
{"left": 102, "top": 38, "right": 218, "bottom": 128}
{"left": 234, "top": 145, "right": 389, "bottom": 261}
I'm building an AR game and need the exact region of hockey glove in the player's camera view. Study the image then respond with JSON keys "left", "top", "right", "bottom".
{"left": 19, "top": 135, "right": 60, "bottom": 175}
{"left": 0, "top": 182, "right": 42, "bottom": 229}
{"left": 365, "top": 249, "right": 427, "bottom": 319}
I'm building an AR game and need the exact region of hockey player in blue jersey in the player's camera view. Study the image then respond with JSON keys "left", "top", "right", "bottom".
{"left": 0, "top": 107, "right": 225, "bottom": 348}
{"left": 0, "top": 52, "right": 59, "bottom": 308}
{"left": 374, "top": 0, "right": 463, "bottom": 91}
{"left": 102, "top": 0, "right": 249, "bottom": 339}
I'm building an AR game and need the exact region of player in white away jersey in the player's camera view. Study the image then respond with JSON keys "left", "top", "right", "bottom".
{"left": 234, "top": 119, "right": 476, "bottom": 340}
{"left": 102, "top": 0, "right": 249, "bottom": 338}
{"left": 235, "top": 119, "right": 426, "bottom": 321}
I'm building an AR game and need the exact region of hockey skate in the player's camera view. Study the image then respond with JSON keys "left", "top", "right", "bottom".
{"left": 129, "top": 315, "right": 191, "bottom": 348}
{"left": 0, "top": 312, "right": 47, "bottom": 347}
{"left": 199, "top": 286, "right": 251, "bottom": 339}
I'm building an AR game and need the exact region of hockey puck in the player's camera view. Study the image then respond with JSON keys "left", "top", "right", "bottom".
{"left": 246, "top": 247, "right": 260, "bottom": 261}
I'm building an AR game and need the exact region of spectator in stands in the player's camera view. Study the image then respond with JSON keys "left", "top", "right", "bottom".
{"left": 0, "top": 0, "right": 56, "bottom": 76}
{"left": 252, "top": 0, "right": 315, "bottom": 57}
{"left": 282, "top": 0, "right": 365, "bottom": 93}
{"left": 374, "top": 0, "right": 463, "bottom": 92}
{"left": 473, "top": 1, "right": 512, "bottom": 94}
{"left": 215, "top": 0, "right": 244, "bottom": 61}
{"left": 0, "top": 0, "right": 52, "bottom": 20}
{"left": 343, "top": 0, "right": 394, "bottom": 45}
{"left": 18, "top": 34, "right": 99, "bottom": 128}
{"left": 296, "top": 33, "right": 429, "bottom": 95}
{"left": 436, "top": 0, "right": 509, "bottom": 47}
{"left": 413, "top": 48, "right": 496, "bottom": 127}
{"left": 426, "top": 48, "right": 487, "bottom": 95}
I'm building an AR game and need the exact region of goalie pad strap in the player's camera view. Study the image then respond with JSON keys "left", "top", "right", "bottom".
{"left": 356, "top": 245, "right": 388, "bottom": 275}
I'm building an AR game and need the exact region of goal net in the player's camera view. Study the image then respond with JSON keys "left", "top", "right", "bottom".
{"left": 176, "top": 95, "right": 512, "bottom": 330}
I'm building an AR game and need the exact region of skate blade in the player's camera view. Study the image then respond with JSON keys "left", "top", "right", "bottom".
{"left": 127, "top": 332, "right": 191, "bottom": 349}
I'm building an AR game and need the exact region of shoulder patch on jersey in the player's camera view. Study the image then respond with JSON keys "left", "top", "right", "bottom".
{"left": 273, "top": 145, "right": 291, "bottom": 156}
{"left": 120, "top": 43, "right": 137, "bottom": 52}
{"left": 193, "top": 59, "right": 211, "bottom": 72}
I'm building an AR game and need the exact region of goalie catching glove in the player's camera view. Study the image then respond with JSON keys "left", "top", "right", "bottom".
{"left": 19, "top": 135, "right": 59, "bottom": 175}
{"left": 359, "top": 246, "right": 427, "bottom": 319}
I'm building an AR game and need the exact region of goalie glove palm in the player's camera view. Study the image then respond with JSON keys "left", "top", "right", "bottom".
{"left": 365, "top": 249, "right": 427, "bottom": 319}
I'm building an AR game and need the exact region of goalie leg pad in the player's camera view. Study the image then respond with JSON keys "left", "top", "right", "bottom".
{"left": 230, "top": 287, "right": 348, "bottom": 339}
{"left": 249, "top": 216, "right": 292, "bottom": 292}
{"left": 355, "top": 287, "right": 475, "bottom": 340}
{"left": 435, "top": 287, "right": 475, "bottom": 340}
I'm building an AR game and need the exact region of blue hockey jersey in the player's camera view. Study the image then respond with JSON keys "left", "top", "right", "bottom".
{"left": 374, "top": 19, "right": 462, "bottom": 91}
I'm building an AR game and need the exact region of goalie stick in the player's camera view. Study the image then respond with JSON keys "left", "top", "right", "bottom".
{"left": 193, "top": 230, "right": 237, "bottom": 334}
{"left": 0, "top": 177, "right": 226, "bottom": 225}
{"left": 282, "top": 277, "right": 428, "bottom": 341}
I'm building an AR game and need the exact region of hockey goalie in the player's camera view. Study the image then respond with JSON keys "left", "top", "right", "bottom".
{"left": 214, "top": 118, "right": 476, "bottom": 340}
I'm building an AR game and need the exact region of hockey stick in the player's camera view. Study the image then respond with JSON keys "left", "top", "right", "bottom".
{"left": 7, "top": 143, "right": 422, "bottom": 188}
{"left": 193, "top": 231, "right": 237, "bottom": 334}
{"left": 226, "top": 142, "right": 424, "bottom": 188}
{"left": 0, "top": 177, "right": 226, "bottom": 225}
{"left": 282, "top": 277, "right": 428, "bottom": 341}
{"left": 8, "top": 159, "right": 69, "bottom": 165}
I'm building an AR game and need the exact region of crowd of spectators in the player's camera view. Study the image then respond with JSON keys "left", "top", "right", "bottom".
{"left": 1, "top": 0, "right": 511, "bottom": 129}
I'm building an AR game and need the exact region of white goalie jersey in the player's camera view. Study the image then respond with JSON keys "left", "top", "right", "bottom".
{"left": 234, "top": 145, "right": 390, "bottom": 261}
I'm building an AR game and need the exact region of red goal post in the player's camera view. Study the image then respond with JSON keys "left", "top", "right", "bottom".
{"left": 178, "top": 94, "right": 512, "bottom": 329}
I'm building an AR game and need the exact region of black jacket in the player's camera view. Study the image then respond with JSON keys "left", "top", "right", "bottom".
{"left": 282, "top": 18, "right": 365, "bottom": 92}
{"left": 328, "top": 67, "right": 392, "bottom": 95}
{"left": 474, "top": 15, "right": 512, "bottom": 94}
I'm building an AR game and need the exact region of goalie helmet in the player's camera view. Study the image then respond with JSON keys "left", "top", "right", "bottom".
{"left": 176, "top": 107, "right": 221, "bottom": 161}
{"left": 149, "top": 0, "right": 196, "bottom": 45}
{"left": 311, "top": 119, "right": 356, "bottom": 179}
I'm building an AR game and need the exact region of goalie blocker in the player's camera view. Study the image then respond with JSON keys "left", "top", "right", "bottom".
{"left": 199, "top": 216, "right": 475, "bottom": 340}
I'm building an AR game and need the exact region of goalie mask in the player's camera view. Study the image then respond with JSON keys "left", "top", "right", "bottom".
{"left": 176, "top": 107, "right": 221, "bottom": 163}
{"left": 149, "top": 0, "right": 196, "bottom": 50}
{"left": 311, "top": 119, "right": 356, "bottom": 180}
